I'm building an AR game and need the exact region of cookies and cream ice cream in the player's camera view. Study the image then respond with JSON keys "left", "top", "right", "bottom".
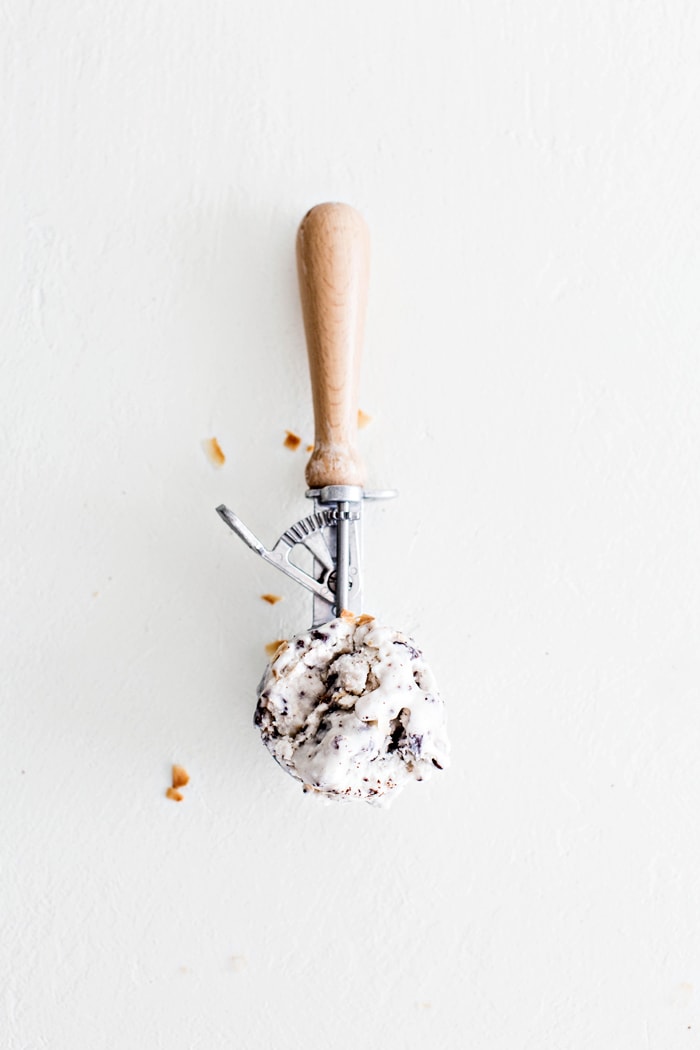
{"left": 255, "top": 613, "right": 449, "bottom": 805}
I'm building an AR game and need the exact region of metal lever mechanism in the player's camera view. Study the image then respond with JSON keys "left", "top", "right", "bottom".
{"left": 217, "top": 485, "right": 396, "bottom": 625}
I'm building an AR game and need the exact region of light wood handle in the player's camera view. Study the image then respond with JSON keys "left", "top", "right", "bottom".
{"left": 296, "top": 202, "right": 369, "bottom": 488}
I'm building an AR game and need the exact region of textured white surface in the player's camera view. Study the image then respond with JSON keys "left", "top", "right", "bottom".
{"left": 2, "top": 2, "right": 700, "bottom": 1047}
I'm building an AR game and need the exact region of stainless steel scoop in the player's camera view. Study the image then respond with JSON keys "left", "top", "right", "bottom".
{"left": 217, "top": 203, "right": 396, "bottom": 627}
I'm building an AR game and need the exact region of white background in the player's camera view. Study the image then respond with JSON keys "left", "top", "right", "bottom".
{"left": 2, "top": 2, "right": 700, "bottom": 1047}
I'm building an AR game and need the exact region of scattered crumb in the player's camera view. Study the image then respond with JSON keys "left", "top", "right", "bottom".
{"left": 172, "top": 764, "right": 190, "bottom": 789}
{"left": 306, "top": 444, "right": 314, "bottom": 452}
{"left": 261, "top": 594, "right": 283, "bottom": 605}
{"left": 283, "top": 430, "right": 302, "bottom": 451}
{"left": 418, "top": 1002, "right": 432, "bottom": 1010}
{"left": 358, "top": 409, "right": 372, "bottom": 428}
{"left": 356, "top": 613, "right": 375, "bottom": 626}
{"left": 230, "top": 955, "right": 247, "bottom": 973}
{"left": 166, "top": 787, "right": 184, "bottom": 802}
{"left": 265, "top": 639, "right": 287, "bottom": 659}
{"left": 92, "top": 591, "right": 99, "bottom": 598}
{"left": 203, "top": 437, "right": 226, "bottom": 467}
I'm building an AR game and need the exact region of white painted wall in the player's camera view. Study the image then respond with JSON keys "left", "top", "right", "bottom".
{"left": 3, "top": 2, "right": 700, "bottom": 1047}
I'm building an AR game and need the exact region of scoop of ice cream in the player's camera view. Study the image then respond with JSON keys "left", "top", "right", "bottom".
{"left": 254, "top": 614, "right": 449, "bottom": 806}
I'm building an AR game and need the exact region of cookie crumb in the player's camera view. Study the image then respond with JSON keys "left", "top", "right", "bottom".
{"left": 265, "top": 639, "right": 287, "bottom": 659}
{"left": 230, "top": 955, "right": 247, "bottom": 973}
{"left": 166, "top": 787, "right": 184, "bottom": 802}
{"left": 172, "top": 764, "right": 190, "bottom": 789}
{"left": 306, "top": 444, "right": 314, "bottom": 452}
{"left": 261, "top": 594, "right": 282, "bottom": 605}
{"left": 283, "top": 430, "right": 302, "bottom": 451}
{"left": 203, "top": 437, "right": 226, "bottom": 467}
{"left": 358, "top": 409, "right": 372, "bottom": 428}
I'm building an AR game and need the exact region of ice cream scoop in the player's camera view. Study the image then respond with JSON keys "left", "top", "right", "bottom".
{"left": 217, "top": 203, "right": 449, "bottom": 803}
{"left": 217, "top": 203, "right": 394, "bottom": 625}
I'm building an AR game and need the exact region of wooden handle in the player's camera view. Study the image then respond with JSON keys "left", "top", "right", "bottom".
{"left": 296, "top": 202, "right": 369, "bottom": 488}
